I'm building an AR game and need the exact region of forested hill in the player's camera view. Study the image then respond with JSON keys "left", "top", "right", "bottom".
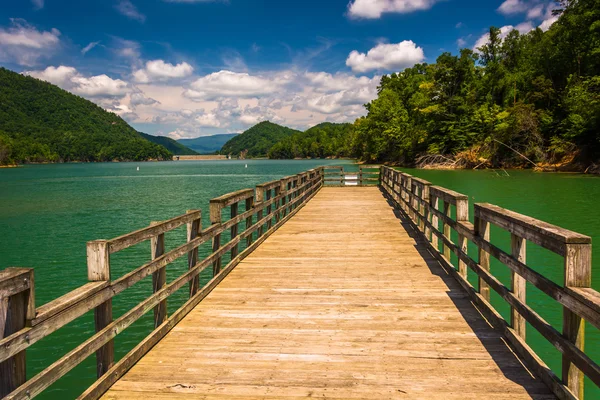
{"left": 351, "top": 0, "right": 600, "bottom": 170}
{"left": 0, "top": 68, "right": 172, "bottom": 165}
{"left": 268, "top": 123, "right": 353, "bottom": 159}
{"left": 178, "top": 133, "right": 238, "bottom": 154}
{"left": 139, "top": 132, "right": 198, "bottom": 155}
{"left": 220, "top": 121, "right": 300, "bottom": 157}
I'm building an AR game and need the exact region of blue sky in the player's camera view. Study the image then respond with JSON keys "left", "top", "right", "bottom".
{"left": 0, "top": 0, "right": 559, "bottom": 138}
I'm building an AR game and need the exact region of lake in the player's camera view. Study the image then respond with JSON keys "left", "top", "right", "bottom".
{"left": 0, "top": 161, "right": 598, "bottom": 398}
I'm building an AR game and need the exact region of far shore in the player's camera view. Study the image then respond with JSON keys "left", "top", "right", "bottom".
{"left": 173, "top": 155, "right": 228, "bottom": 161}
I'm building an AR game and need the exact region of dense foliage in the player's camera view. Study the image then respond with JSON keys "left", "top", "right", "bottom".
{"left": 221, "top": 121, "right": 300, "bottom": 157}
{"left": 0, "top": 68, "right": 172, "bottom": 165}
{"left": 268, "top": 123, "right": 353, "bottom": 159}
{"left": 178, "top": 133, "right": 239, "bottom": 154}
{"left": 352, "top": 0, "right": 600, "bottom": 168}
{"left": 139, "top": 132, "right": 197, "bottom": 155}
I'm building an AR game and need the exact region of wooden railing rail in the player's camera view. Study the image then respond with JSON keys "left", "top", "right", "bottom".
{"left": 322, "top": 165, "right": 380, "bottom": 186}
{"left": 0, "top": 168, "right": 325, "bottom": 400}
{"left": 380, "top": 165, "right": 599, "bottom": 400}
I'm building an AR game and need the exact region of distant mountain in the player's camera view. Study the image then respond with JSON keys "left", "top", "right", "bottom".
{"left": 268, "top": 122, "right": 354, "bottom": 159}
{"left": 139, "top": 132, "right": 198, "bottom": 155}
{"left": 178, "top": 133, "right": 238, "bottom": 154}
{"left": 221, "top": 121, "right": 300, "bottom": 158}
{"left": 0, "top": 67, "right": 172, "bottom": 165}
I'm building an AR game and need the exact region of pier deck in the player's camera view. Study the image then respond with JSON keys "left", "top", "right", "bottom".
{"left": 103, "top": 187, "right": 552, "bottom": 399}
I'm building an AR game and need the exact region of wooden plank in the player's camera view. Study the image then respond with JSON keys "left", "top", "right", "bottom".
{"left": 103, "top": 187, "right": 551, "bottom": 400}
{"left": 187, "top": 210, "right": 201, "bottom": 297}
{"left": 81, "top": 174, "right": 323, "bottom": 400}
{"left": 210, "top": 188, "right": 254, "bottom": 208}
{"left": 32, "top": 282, "right": 108, "bottom": 326}
{"left": 107, "top": 211, "right": 201, "bottom": 254}
{"left": 511, "top": 234, "right": 527, "bottom": 339}
{"left": 475, "top": 203, "right": 590, "bottom": 256}
{"left": 0, "top": 269, "right": 32, "bottom": 300}
{"left": 0, "top": 270, "right": 32, "bottom": 398}
{"left": 87, "top": 240, "right": 113, "bottom": 378}
{"left": 150, "top": 221, "right": 167, "bottom": 328}
{"left": 562, "top": 243, "right": 592, "bottom": 398}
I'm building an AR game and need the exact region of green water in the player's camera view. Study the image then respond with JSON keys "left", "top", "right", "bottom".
{"left": 0, "top": 162, "right": 598, "bottom": 398}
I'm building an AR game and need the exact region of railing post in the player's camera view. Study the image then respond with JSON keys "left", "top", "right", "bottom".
{"left": 86, "top": 240, "right": 114, "bottom": 378}
{"left": 150, "top": 221, "right": 167, "bottom": 327}
{"left": 474, "top": 211, "right": 491, "bottom": 301}
{"left": 562, "top": 242, "right": 591, "bottom": 398}
{"left": 405, "top": 175, "right": 413, "bottom": 220}
{"left": 256, "top": 187, "right": 265, "bottom": 238}
{"left": 442, "top": 201, "right": 452, "bottom": 260}
{"left": 245, "top": 197, "right": 254, "bottom": 247}
{"left": 510, "top": 234, "right": 526, "bottom": 339}
{"left": 187, "top": 210, "right": 201, "bottom": 297}
{"left": 209, "top": 201, "right": 222, "bottom": 275}
{"left": 0, "top": 268, "right": 34, "bottom": 398}
{"left": 359, "top": 166, "right": 363, "bottom": 187}
{"left": 412, "top": 182, "right": 420, "bottom": 227}
{"left": 456, "top": 198, "right": 469, "bottom": 279}
{"left": 422, "top": 183, "right": 431, "bottom": 237}
{"left": 230, "top": 201, "right": 239, "bottom": 259}
{"left": 430, "top": 194, "right": 439, "bottom": 250}
{"left": 266, "top": 189, "right": 272, "bottom": 231}
{"left": 274, "top": 186, "right": 281, "bottom": 223}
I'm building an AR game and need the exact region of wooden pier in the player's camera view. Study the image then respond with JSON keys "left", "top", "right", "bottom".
{"left": 1, "top": 166, "right": 599, "bottom": 399}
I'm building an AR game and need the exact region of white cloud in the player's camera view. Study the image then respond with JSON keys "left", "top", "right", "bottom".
{"left": 497, "top": 1, "right": 560, "bottom": 31}
{"left": 347, "top": 0, "right": 441, "bottom": 19}
{"left": 115, "top": 0, "right": 146, "bottom": 23}
{"left": 112, "top": 37, "right": 141, "bottom": 61}
{"left": 184, "top": 70, "right": 279, "bottom": 101}
{"left": 130, "top": 91, "right": 159, "bottom": 106}
{"left": 0, "top": 19, "right": 61, "bottom": 66}
{"left": 473, "top": 23, "right": 534, "bottom": 51}
{"left": 32, "top": 0, "right": 44, "bottom": 10}
{"left": 24, "top": 65, "right": 129, "bottom": 98}
{"left": 539, "top": 15, "right": 558, "bottom": 31}
{"left": 457, "top": 38, "right": 467, "bottom": 47}
{"left": 497, "top": 0, "right": 529, "bottom": 15}
{"left": 133, "top": 60, "right": 194, "bottom": 83}
{"left": 346, "top": 41, "right": 424, "bottom": 73}
{"left": 82, "top": 41, "right": 100, "bottom": 55}
{"left": 195, "top": 113, "right": 221, "bottom": 127}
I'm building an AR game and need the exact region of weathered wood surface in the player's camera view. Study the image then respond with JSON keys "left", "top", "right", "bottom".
{"left": 103, "top": 187, "right": 553, "bottom": 399}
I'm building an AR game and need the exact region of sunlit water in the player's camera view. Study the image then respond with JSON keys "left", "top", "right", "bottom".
{"left": 0, "top": 162, "right": 598, "bottom": 398}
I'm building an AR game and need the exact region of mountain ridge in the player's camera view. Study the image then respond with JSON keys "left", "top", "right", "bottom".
{"left": 0, "top": 67, "right": 172, "bottom": 165}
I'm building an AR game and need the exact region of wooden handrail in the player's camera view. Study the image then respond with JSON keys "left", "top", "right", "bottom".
{"left": 0, "top": 167, "right": 325, "bottom": 399}
{"left": 380, "top": 166, "right": 599, "bottom": 400}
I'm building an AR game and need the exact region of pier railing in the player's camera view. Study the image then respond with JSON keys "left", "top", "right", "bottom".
{"left": 322, "top": 165, "right": 380, "bottom": 186}
{"left": 380, "top": 165, "right": 599, "bottom": 400}
{"left": 0, "top": 167, "right": 324, "bottom": 399}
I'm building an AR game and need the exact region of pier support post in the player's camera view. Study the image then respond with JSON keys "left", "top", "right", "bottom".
{"left": 474, "top": 214, "right": 491, "bottom": 301}
{"left": 209, "top": 202, "right": 222, "bottom": 275}
{"left": 442, "top": 201, "right": 452, "bottom": 260}
{"left": 187, "top": 210, "right": 201, "bottom": 297}
{"left": 245, "top": 197, "right": 254, "bottom": 248}
{"left": 430, "top": 195, "right": 439, "bottom": 251}
{"left": 0, "top": 268, "right": 34, "bottom": 398}
{"left": 86, "top": 240, "right": 114, "bottom": 378}
{"left": 230, "top": 202, "right": 239, "bottom": 259}
{"left": 150, "top": 222, "right": 167, "bottom": 327}
{"left": 562, "top": 243, "right": 591, "bottom": 398}
{"left": 510, "top": 234, "right": 526, "bottom": 339}
{"left": 456, "top": 199, "right": 469, "bottom": 279}
{"left": 266, "top": 190, "right": 272, "bottom": 231}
